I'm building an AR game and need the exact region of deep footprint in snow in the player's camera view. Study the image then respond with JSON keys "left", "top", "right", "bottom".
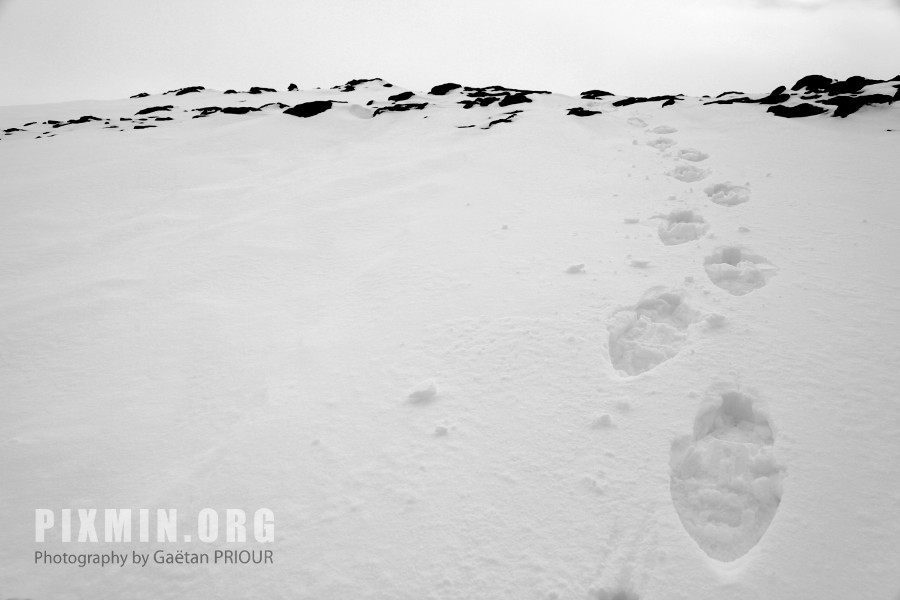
{"left": 607, "top": 287, "right": 700, "bottom": 376}
{"left": 658, "top": 209, "right": 710, "bottom": 245}
{"left": 668, "top": 165, "right": 709, "bottom": 183}
{"left": 651, "top": 125, "right": 677, "bottom": 134}
{"left": 677, "top": 148, "right": 709, "bottom": 162}
{"left": 647, "top": 137, "right": 677, "bottom": 151}
{"left": 704, "top": 246, "right": 777, "bottom": 295}
{"left": 670, "top": 386, "right": 785, "bottom": 562}
{"left": 705, "top": 182, "right": 750, "bottom": 206}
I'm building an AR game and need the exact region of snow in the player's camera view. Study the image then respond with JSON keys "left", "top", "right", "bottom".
{"left": 1, "top": 79, "right": 900, "bottom": 599}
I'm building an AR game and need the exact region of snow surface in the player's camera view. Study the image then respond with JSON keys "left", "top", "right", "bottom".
{"left": 2, "top": 79, "right": 900, "bottom": 599}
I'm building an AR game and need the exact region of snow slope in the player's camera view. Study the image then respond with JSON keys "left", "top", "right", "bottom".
{"left": 2, "top": 77, "right": 900, "bottom": 600}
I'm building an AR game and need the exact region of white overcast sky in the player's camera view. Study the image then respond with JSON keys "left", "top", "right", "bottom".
{"left": 0, "top": 0, "right": 898, "bottom": 106}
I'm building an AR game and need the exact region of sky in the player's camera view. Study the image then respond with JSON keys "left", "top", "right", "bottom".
{"left": 0, "top": 0, "right": 898, "bottom": 106}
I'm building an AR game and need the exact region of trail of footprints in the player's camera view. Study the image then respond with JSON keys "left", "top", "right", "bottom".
{"left": 604, "top": 118, "right": 783, "bottom": 563}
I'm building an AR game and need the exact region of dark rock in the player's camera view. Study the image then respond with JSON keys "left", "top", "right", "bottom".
{"left": 613, "top": 95, "right": 682, "bottom": 107}
{"left": 483, "top": 110, "right": 522, "bottom": 129}
{"left": 567, "top": 107, "right": 602, "bottom": 116}
{"left": 429, "top": 83, "right": 462, "bottom": 95}
{"left": 284, "top": 100, "right": 333, "bottom": 118}
{"left": 820, "top": 93, "right": 894, "bottom": 117}
{"left": 704, "top": 95, "right": 755, "bottom": 105}
{"left": 827, "top": 75, "right": 880, "bottom": 95}
{"left": 248, "top": 87, "right": 277, "bottom": 94}
{"left": 222, "top": 106, "right": 261, "bottom": 114}
{"left": 791, "top": 74, "right": 833, "bottom": 93}
{"left": 468, "top": 85, "right": 550, "bottom": 96}
{"left": 261, "top": 102, "right": 289, "bottom": 109}
{"left": 373, "top": 103, "right": 428, "bottom": 116}
{"left": 154, "top": 116, "right": 173, "bottom": 121}
{"left": 136, "top": 105, "right": 173, "bottom": 115}
{"left": 52, "top": 115, "right": 103, "bottom": 128}
{"left": 164, "top": 86, "right": 204, "bottom": 96}
{"left": 130, "top": 92, "right": 150, "bottom": 98}
{"left": 192, "top": 107, "right": 220, "bottom": 117}
{"left": 366, "top": 100, "right": 374, "bottom": 105}
{"left": 224, "top": 89, "right": 237, "bottom": 94}
{"left": 134, "top": 125, "right": 157, "bottom": 129}
{"left": 24, "top": 121, "right": 36, "bottom": 126}
{"left": 580, "top": 90, "right": 613, "bottom": 99}
{"left": 335, "top": 78, "right": 384, "bottom": 92}
{"left": 757, "top": 86, "right": 790, "bottom": 105}
{"left": 120, "top": 117, "right": 132, "bottom": 121}
{"left": 767, "top": 103, "right": 828, "bottom": 118}
{"left": 716, "top": 91, "right": 743, "bottom": 98}
{"left": 458, "top": 96, "right": 499, "bottom": 109}
{"left": 288, "top": 83, "right": 299, "bottom": 91}
{"left": 4, "top": 128, "right": 23, "bottom": 133}
{"left": 388, "top": 91, "right": 415, "bottom": 102}
{"left": 498, "top": 93, "right": 532, "bottom": 107}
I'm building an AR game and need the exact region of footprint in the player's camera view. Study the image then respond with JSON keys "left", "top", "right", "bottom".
{"left": 677, "top": 148, "right": 709, "bottom": 162}
{"left": 704, "top": 182, "right": 750, "bottom": 206}
{"left": 670, "top": 385, "right": 784, "bottom": 562}
{"left": 658, "top": 209, "right": 710, "bottom": 245}
{"left": 627, "top": 117, "right": 648, "bottom": 127}
{"left": 647, "top": 137, "right": 677, "bottom": 151}
{"left": 607, "top": 288, "right": 700, "bottom": 376}
{"left": 704, "top": 246, "right": 777, "bottom": 295}
{"left": 651, "top": 125, "right": 677, "bottom": 134}
{"left": 668, "top": 165, "right": 709, "bottom": 183}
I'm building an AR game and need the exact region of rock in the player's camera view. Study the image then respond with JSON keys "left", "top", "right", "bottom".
{"left": 167, "top": 86, "right": 204, "bottom": 96}
{"left": 283, "top": 101, "right": 333, "bottom": 118}
{"left": 613, "top": 95, "right": 682, "bottom": 107}
{"left": 248, "top": 86, "right": 277, "bottom": 94}
{"left": 757, "top": 85, "right": 790, "bottom": 105}
{"left": 135, "top": 105, "right": 173, "bottom": 115}
{"left": 827, "top": 75, "right": 881, "bottom": 95}
{"left": 130, "top": 92, "right": 149, "bottom": 98}
{"left": 820, "top": 93, "right": 895, "bottom": 117}
{"left": 766, "top": 103, "right": 828, "bottom": 118}
{"left": 388, "top": 91, "right": 415, "bottom": 102}
{"left": 567, "top": 107, "right": 602, "bottom": 116}
{"left": 458, "top": 96, "right": 499, "bottom": 109}
{"left": 498, "top": 93, "right": 532, "bottom": 107}
{"left": 580, "top": 89, "right": 613, "bottom": 99}
{"left": 791, "top": 74, "right": 833, "bottom": 93}
{"left": 429, "top": 83, "right": 461, "bottom": 95}
{"left": 288, "top": 83, "right": 299, "bottom": 91}
{"left": 373, "top": 103, "right": 428, "bottom": 116}
{"left": 192, "top": 106, "right": 221, "bottom": 118}
{"left": 222, "top": 106, "right": 261, "bottom": 114}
